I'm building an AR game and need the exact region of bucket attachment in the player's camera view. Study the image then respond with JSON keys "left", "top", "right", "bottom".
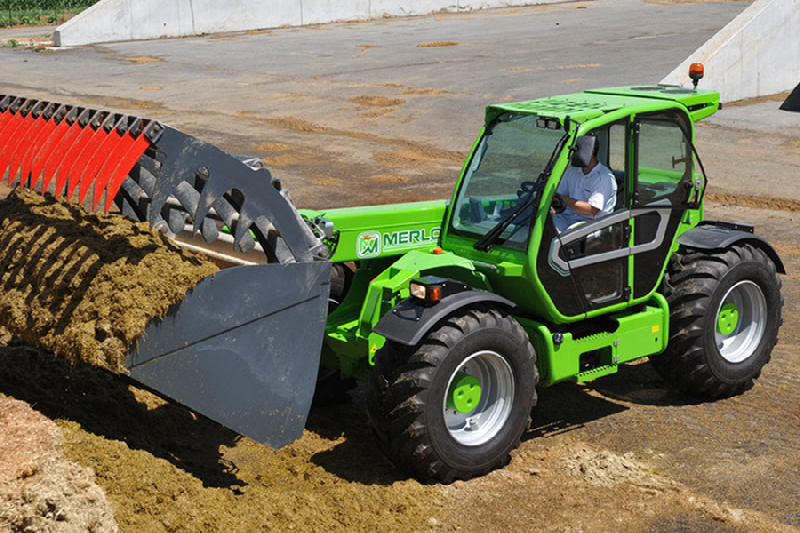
{"left": 0, "top": 94, "right": 331, "bottom": 448}
{"left": 127, "top": 261, "right": 330, "bottom": 448}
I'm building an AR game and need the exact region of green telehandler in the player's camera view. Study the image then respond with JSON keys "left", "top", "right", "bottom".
{"left": 301, "top": 75, "right": 784, "bottom": 482}
{"left": 0, "top": 68, "right": 783, "bottom": 483}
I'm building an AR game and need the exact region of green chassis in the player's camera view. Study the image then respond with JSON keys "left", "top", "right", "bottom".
{"left": 299, "top": 85, "right": 722, "bottom": 385}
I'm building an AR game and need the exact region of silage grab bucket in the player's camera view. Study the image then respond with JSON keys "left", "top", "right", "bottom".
{"left": 0, "top": 94, "right": 332, "bottom": 448}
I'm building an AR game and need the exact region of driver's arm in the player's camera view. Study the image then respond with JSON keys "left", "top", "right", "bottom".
{"left": 556, "top": 194, "right": 600, "bottom": 216}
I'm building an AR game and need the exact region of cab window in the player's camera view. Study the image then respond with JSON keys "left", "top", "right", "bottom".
{"left": 635, "top": 112, "right": 692, "bottom": 207}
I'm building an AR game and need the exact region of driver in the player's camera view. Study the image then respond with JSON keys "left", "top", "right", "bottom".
{"left": 553, "top": 135, "right": 616, "bottom": 232}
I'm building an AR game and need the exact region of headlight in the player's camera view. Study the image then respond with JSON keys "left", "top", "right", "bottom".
{"left": 409, "top": 280, "right": 442, "bottom": 303}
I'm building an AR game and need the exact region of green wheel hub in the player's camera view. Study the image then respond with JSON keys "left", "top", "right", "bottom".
{"left": 717, "top": 302, "right": 739, "bottom": 336}
{"left": 447, "top": 373, "right": 482, "bottom": 413}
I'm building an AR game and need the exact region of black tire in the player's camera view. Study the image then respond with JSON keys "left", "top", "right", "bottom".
{"left": 367, "top": 306, "right": 538, "bottom": 483}
{"left": 328, "top": 262, "right": 354, "bottom": 304}
{"left": 651, "top": 243, "right": 783, "bottom": 399}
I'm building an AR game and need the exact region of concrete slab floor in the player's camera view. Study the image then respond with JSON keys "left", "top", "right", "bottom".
{"left": 1, "top": 0, "right": 757, "bottom": 209}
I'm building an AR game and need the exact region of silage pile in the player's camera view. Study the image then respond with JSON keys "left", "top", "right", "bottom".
{"left": 0, "top": 189, "right": 219, "bottom": 372}
{"left": 0, "top": 394, "right": 119, "bottom": 533}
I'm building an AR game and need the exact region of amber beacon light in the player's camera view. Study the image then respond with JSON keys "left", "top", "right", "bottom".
{"left": 689, "top": 63, "right": 705, "bottom": 89}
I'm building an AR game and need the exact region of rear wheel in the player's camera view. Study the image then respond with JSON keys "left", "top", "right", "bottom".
{"left": 367, "top": 306, "right": 537, "bottom": 483}
{"left": 651, "top": 243, "right": 782, "bottom": 399}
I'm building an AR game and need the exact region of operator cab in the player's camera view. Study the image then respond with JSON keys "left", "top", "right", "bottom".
{"left": 446, "top": 92, "right": 705, "bottom": 321}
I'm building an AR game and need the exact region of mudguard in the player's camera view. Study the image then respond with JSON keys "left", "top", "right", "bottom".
{"left": 374, "top": 290, "right": 515, "bottom": 347}
{"left": 678, "top": 222, "right": 785, "bottom": 274}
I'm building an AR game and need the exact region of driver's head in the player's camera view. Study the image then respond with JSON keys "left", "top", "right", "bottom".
{"left": 571, "top": 135, "right": 598, "bottom": 168}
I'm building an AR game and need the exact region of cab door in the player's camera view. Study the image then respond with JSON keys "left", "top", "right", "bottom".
{"left": 629, "top": 109, "right": 696, "bottom": 299}
{"left": 540, "top": 119, "right": 632, "bottom": 317}
{"left": 540, "top": 109, "right": 698, "bottom": 318}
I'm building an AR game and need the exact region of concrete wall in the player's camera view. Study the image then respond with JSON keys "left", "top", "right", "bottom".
{"left": 54, "top": 0, "right": 563, "bottom": 47}
{"left": 661, "top": 0, "right": 800, "bottom": 103}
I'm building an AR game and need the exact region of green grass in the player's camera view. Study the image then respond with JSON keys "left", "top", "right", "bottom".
{"left": 1, "top": 1, "right": 96, "bottom": 27}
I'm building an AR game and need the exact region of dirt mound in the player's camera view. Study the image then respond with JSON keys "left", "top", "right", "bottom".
{"left": 560, "top": 444, "right": 661, "bottom": 487}
{"left": 705, "top": 192, "right": 800, "bottom": 212}
{"left": 0, "top": 189, "right": 218, "bottom": 372}
{"left": 0, "top": 344, "right": 440, "bottom": 533}
{"left": 439, "top": 441, "right": 796, "bottom": 533}
{"left": 0, "top": 392, "right": 61, "bottom": 486}
{"left": 0, "top": 394, "right": 118, "bottom": 533}
{"left": 349, "top": 95, "right": 406, "bottom": 109}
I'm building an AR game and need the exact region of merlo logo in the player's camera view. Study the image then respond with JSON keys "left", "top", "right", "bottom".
{"left": 357, "top": 231, "right": 381, "bottom": 258}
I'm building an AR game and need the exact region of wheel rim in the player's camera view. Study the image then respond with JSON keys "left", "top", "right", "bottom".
{"left": 443, "top": 350, "right": 515, "bottom": 446}
{"left": 715, "top": 280, "right": 768, "bottom": 363}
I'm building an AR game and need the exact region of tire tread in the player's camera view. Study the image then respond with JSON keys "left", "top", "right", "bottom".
{"left": 652, "top": 243, "right": 783, "bottom": 399}
{"left": 367, "top": 306, "right": 537, "bottom": 483}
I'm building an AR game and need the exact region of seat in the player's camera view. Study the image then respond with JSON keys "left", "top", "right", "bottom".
{"left": 611, "top": 169, "right": 626, "bottom": 210}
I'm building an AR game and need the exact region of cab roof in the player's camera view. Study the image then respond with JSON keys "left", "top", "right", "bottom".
{"left": 486, "top": 86, "right": 720, "bottom": 126}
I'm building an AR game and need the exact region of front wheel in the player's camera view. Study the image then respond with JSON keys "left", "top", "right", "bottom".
{"left": 367, "top": 306, "right": 538, "bottom": 483}
{"left": 313, "top": 263, "right": 356, "bottom": 404}
{"left": 651, "top": 243, "right": 783, "bottom": 399}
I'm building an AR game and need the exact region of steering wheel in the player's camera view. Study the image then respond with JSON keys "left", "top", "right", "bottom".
{"left": 517, "top": 181, "right": 538, "bottom": 198}
{"left": 551, "top": 193, "right": 567, "bottom": 214}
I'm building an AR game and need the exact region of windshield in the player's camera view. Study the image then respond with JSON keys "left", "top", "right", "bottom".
{"left": 451, "top": 113, "right": 566, "bottom": 249}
